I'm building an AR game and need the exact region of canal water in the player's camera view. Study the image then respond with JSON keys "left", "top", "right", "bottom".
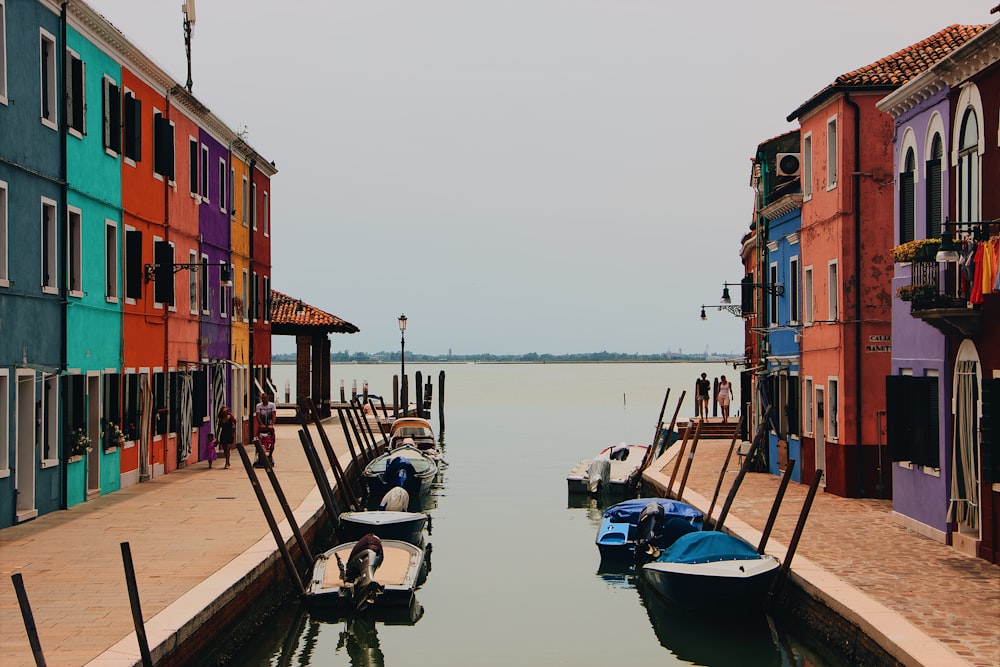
{"left": 225, "top": 362, "right": 842, "bottom": 667}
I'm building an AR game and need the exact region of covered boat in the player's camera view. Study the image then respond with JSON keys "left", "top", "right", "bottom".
{"left": 567, "top": 443, "right": 648, "bottom": 495}
{"left": 388, "top": 416, "right": 436, "bottom": 451}
{"left": 596, "top": 497, "right": 703, "bottom": 560}
{"left": 338, "top": 510, "right": 428, "bottom": 545}
{"left": 307, "top": 537, "right": 425, "bottom": 610}
{"left": 362, "top": 444, "right": 438, "bottom": 500}
{"left": 641, "top": 531, "right": 780, "bottom": 613}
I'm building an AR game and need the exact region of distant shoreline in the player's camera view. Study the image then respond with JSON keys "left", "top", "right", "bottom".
{"left": 271, "top": 358, "right": 735, "bottom": 365}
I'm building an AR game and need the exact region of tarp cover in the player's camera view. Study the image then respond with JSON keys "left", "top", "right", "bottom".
{"left": 660, "top": 531, "right": 762, "bottom": 564}
{"left": 603, "top": 498, "right": 703, "bottom": 524}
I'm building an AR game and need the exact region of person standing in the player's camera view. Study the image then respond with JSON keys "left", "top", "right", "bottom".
{"left": 218, "top": 406, "right": 236, "bottom": 469}
{"left": 202, "top": 432, "right": 218, "bottom": 468}
{"left": 717, "top": 375, "right": 733, "bottom": 423}
{"left": 255, "top": 392, "right": 277, "bottom": 433}
{"left": 696, "top": 373, "right": 711, "bottom": 419}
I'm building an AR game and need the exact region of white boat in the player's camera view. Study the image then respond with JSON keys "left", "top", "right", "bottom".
{"left": 338, "top": 510, "right": 428, "bottom": 545}
{"left": 388, "top": 416, "right": 436, "bottom": 451}
{"left": 567, "top": 443, "right": 649, "bottom": 495}
{"left": 362, "top": 444, "right": 438, "bottom": 500}
{"left": 307, "top": 537, "right": 425, "bottom": 610}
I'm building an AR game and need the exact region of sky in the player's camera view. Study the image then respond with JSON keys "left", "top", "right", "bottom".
{"left": 83, "top": 0, "right": 996, "bottom": 356}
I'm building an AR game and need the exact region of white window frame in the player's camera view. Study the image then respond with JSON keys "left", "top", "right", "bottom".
{"left": 121, "top": 87, "right": 138, "bottom": 167}
{"left": 827, "top": 376, "right": 839, "bottom": 441}
{"left": 41, "top": 374, "right": 59, "bottom": 467}
{"left": 200, "top": 144, "right": 209, "bottom": 203}
{"left": 826, "top": 115, "right": 838, "bottom": 189}
{"left": 65, "top": 46, "right": 85, "bottom": 138}
{"left": 200, "top": 253, "right": 210, "bottom": 315}
{"left": 827, "top": 260, "right": 839, "bottom": 321}
{"left": 67, "top": 206, "right": 83, "bottom": 297}
{"left": 803, "top": 376, "right": 814, "bottom": 435}
{"left": 263, "top": 190, "right": 270, "bottom": 237}
{"left": 242, "top": 268, "right": 249, "bottom": 322}
{"left": 789, "top": 256, "right": 800, "bottom": 324}
{"left": 241, "top": 176, "right": 249, "bottom": 226}
{"left": 0, "top": 178, "right": 8, "bottom": 287}
{"left": 189, "top": 137, "right": 199, "bottom": 198}
{"left": 0, "top": 368, "right": 8, "bottom": 477}
{"left": 803, "top": 266, "right": 813, "bottom": 326}
{"left": 229, "top": 167, "right": 236, "bottom": 218}
{"left": 251, "top": 182, "right": 257, "bottom": 231}
{"left": 39, "top": 28, "right": 57, "bottom": 130}
{"left": 769, "top": 262, "right": 779, "bottom": 326}
{"left": 102, "top": 75, "right": 119, "bottom": 157}
{"left": 802, "top": 132, "right": 812, "bottom": 199}
{"left": 218, "top": 158, "right": 227, "bottom": 213}
{"left": 219, "top": 266, "right": 228, "bottom": 319}
{"left": 0, "top": 0, "right": 8, "bottom": 105}
{"left": 41, "top": 197, "right": 57, "bottom": 294}
{"left": 105, "top": 219, "right": 118, "bottom": 302}
{"left": 188, "top": 250, "right": 198, "bottom": 314}
{"left": 263, "top": 274, "right": 270, "bottom": 322}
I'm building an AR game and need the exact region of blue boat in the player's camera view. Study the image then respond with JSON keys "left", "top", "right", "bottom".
{"left": 641, "top": 531, "right": 781, "bottom": 613}
{"left": 362, "top": 444, "right": 438, "bottom": 500}
{"left": 595, "top": 498, "right": 703, "bottom": 560}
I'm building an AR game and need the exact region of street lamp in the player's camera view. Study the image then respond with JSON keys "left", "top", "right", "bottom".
{"left": 398, "top": 314, "right": 407, "bottom": 381}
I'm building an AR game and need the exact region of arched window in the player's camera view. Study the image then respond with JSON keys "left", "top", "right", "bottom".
{"left": 899, "top": 147, "right": 915, "bottom": 244}
{"left": 925, "top": 134, "right": 943, "bottom": 238}
{"left": 957, "top": 108, "right": 980, "bottom": 222}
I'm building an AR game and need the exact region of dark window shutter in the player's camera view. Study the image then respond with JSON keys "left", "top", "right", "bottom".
{"left": 189, "top": 140, "right": 199, "bottom": 194}
{"left": 70, "top": 375, "right": 85, "bottom": 431}
{"left": 192, "top": 370, "right": 208, "bottom": 424}
{"left": 914, "top": 376, "right": 940, "bottom": 468}
{"left": 982, "top": 379, "right": 1000, "bottom": 485}
{"left": 125, "top": 229, "right": 143, "bottom": 300}
{"left": 900, "top": 171, "right": 915, "bottom": 244}
{"left": 154, "top": 240, "right": 174, "bottom": 304}
{"left": 124, "top": 94, "right": 141, "bottom": 161}
{"left": 69, "top": 57, "right": 84, "bottom": 132}
{"left": 741, "top": 274, "right": 755, "bottom": 315}
{"left": 106, "top": 82, "right": 121, "bottom": 153}
{"left": 886, "top": 375, "right": 912, "bottom": 462}
{"left": 926, "top": 159, "right": 942, "bottom": 239}
{"left": 787, "top": 376, "right": 800, "bottom": 436}
{"left": 154, "top": 373, "right": 168, "bottom": 435}
{"left": 155, "top": 115, "right": 175, "bottom": 179}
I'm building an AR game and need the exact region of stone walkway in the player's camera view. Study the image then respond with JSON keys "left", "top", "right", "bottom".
{"left": 644, "top": 432, "right": 1000, "bottom": 667}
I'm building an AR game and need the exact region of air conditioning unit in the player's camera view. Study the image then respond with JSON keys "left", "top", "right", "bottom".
{"left": 776, "top": 153, "right": 801, "bottom": 177}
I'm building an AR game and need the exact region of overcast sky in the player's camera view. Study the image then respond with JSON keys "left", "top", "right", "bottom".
{"left": 84, "top": 0, "right": 995, "bottom": 356}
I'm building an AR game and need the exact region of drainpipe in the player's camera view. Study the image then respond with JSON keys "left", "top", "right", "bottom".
{"left": 248, "top": 158, "right": 256, "bottom": 411}
{"left": 845, "top": 92, "right": 864, "bottom": 497}
{"left": 59, "top": 1, "right": 69, "bottom": 509}
{"left": 163, "top": 89, "right": 172, "bottom": 464}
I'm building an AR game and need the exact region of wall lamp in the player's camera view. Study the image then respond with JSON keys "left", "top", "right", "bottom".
{"left": 145, "top": 260, "right": 232, "bottom": 286}
{"left": 700, "top": 304, "right": 744, "bottom": 319}
{"left": 720, "top": 281, "right": 784, "bottom": 304}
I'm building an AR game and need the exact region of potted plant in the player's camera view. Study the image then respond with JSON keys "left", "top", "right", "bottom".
{"left": 891, "top": 238, "right": 941, "bottom": 262}
{"left": 69, "top": 428, "right": 92, "bottom": 459}
{"left": 104, "top": 423, "right": 126, "bottom": 451}
{"left": 896, "top": 284, "right": 936, "bottom": 302}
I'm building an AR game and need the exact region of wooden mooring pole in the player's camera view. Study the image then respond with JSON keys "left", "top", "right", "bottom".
{"left": 715, "top": 406, "right": 772, "bottom": 531}
{"left": 253, "top": 439, "right": 315, "bottom": 568}
{"left": 781, "top": 468, "right": 823, "bottom": 573}
{"left": 438, "top": 370, "right": 446, "bottom": 437}
{"left": 758, "top": 459, "right": 797, "bottom": 554}
{"left": 297, "top": 428, "right": 342, "bottom": 531}
{"left": 706, "top": 412, "right": 746, "bottom": 523}
{"left": 675, "top": 420, "right": 703, "bottom": 500}
{"left": 300, "top": 398, "right": 361, "bottom": 511}
{"left": 11, "top": 573, "right": 46, "bottom": 667}
{"left": 119, "top": 542, "right": 153, "bottom": 667}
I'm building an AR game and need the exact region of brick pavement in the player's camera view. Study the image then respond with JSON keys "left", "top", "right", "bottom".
{"left": 644, "top": 431, "right": 1000, "bottom": 667}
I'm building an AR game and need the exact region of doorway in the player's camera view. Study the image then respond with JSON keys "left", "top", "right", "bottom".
{"left": 815, "top": 386, "right": 826, "bottom": 487}
{"left": 949, "top": 345, "right": 981, "bottom": 542}
{"left": 15, "top": 371, "right": 37, "bottom": 522}
{"left": 87, "top": 374, "right": 101, "bottom": 498}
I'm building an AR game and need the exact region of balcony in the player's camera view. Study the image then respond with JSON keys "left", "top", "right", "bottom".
{"left": 896, "top": 261, "right": 981, "bottom": 337}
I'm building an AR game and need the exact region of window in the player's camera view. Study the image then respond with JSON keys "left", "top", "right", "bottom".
{"left": 122, "top": 90, "right": 141, "bottom": 163}
{"left": 241, "top": 268, "right": 249, "bottom": 322}
{"left": 153, "top": 111, "right": 174, "bottom": 180}
{"left": 39, "top": 29, "right": 56, "bottom": 129}
{"left": 957, "top": 107, "right": 980, "bottom": 222}
{"left": 153, "top": 238, "right": 173, "bottom": 307}
{"left": 0, "top": 0, "right": 7, "bottom": 104}
{"left": 42, "top": 375, "right": 58, "bottom": 462}
{"left": 200, "top": 145, "right": 209, "bottom": 202}
{"left": 804, "top": 377, "right": 814, "bottom": 435}
{"left": 803, "top": 266, "right": 813, "bottom": 326}
{"left": 66, "top": 48, "right": 84, "bottom": 135}
{"left": 219, "top": 264, "right": 227, "bottom": 318}
{"left": 263, "top": 275, "right": 270, "bottom": 321}
{"left": 200, "top": 254, "right": 209, "bottom": 314}
{"left": 886, "top": 374, "right": 940, "bottom": 468}
{"left": 251, "top": 182, "right": 257, "bottom": 230}
{"left": 828, "top": 377, "right": 839, "bottom": 440}
{"left": 188, "top": 250, "right": 198, "bottom": 313}
{"left": 789, "top": 257, "right": 799, "bottom": 323}
{"left": 777, "top": 373, "right": 800, "bottom": 438}
{"left": 769, "top": 263, "right": 778, "bottom": 326}
{"left": 828, "top": 261, "right": 838, "bottom": 321}
{"left": 241, "top": 176, "right": 248, "bottom": 226}
{"left": 252, "top": 271, "right": 259, "bottom": 321}
{"left": 41, "top": 198, "right": 57, "bottom": 292}
{"left": 229, "top": 168, "right": 236, "bottom": 218}
{"left": 899, "top": 148, "right": 915, "bottom": 244}
{"left": 67, "top": 207, "right": 82, "bottom": 295}
{"left": 263, "top": 191, "right": 269, "bottom": 236}
{"left": 154, "top": 371, "right": 167, "bottom": 436}
{"left": 105, "top": 221, "right": 118, "bottom": 300}
{"left": 802, "top": 133, "right": 813, "bottom": 198}
{"left": 103, "top": 77, "right": 120, "bottom": 155}
{"left": 0, "top": 179, "right": 7, "bottom": 285}
{"left": 826, "top": 116, "right": 838, "bottom": 188}
{"left": 189, "top": 138, "right": 198, "bottom": 196}
{"left": 926, "top": 134, "right": 943, "bottom": 238}
{"left": 219, "top": 159, "right": 227, "bottom": 213}
{"left": 0, "top": 370, "right": 7, "bottom": 474}
{"left": 124, "top": 228, "right": 142, "bottom": 301}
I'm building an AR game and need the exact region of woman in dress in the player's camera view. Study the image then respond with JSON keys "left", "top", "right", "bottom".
{"left": 217, "top": 407, "right": 236, "bottom": 469}
{"left": 717, "top": 375, "right": 733, "bottom": 423}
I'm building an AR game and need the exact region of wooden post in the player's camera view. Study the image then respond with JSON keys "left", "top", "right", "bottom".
{"left": 347, "top": 403, "right": 376, "bottom": 460}
{"left": 665, "top": 424, "right": 691, "bottom": 499}
{"left": 297, "top": 428, "right": 342, "bottom": 528}
{"left": 715, "top": 407, "right": 772, "bottom": 531}
{"left": 415, "top": 371, "right": 423, "bottom": 419}
{"left": 712, "top": 377, "right": 719, "bottom": 417}
{"left": 675, "top": 421, "right": 703, "bottom": 500}
{"left": 234, "top": 443, "right": 306, "bottom": 597}
{"left": 438, "top": 370, "right": 446, "bottom": 436}
{"left": 706, "top": 413, "right": 746, "bottom": 524}
{"left": 253, "top": 438, "right": 315, "bottom": 567}
{"left": 344, "top": 405, "right": 374, "bottom": 463}
{"left": 393, "top": 376, "right": 399, "bottom": 418}
{"left": 300, "top": 399, "right": 361, "bottom": 511}
{"left": 11, "top": 573, "right": 46, "bottom": 667}
{"left": 781, "top": 468, "right": 823, "bottom": 573}
{"left": 119, "top": 542, "right": 153, "bottom": 667}
{"left": 758, "top": 460, "right": 796, "bottom": 554}
{"left": 335, "top": 407, "right": 364, "bottom": 466}
{"left": 354, "top": 402, "right": 384, "bottom": 455}
{"left": 639, "top": 388, "right": 670, "bottom": 472}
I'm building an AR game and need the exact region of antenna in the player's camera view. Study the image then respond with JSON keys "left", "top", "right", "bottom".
{"left": 182, "top": 0, "right": 196, "bottom": 92}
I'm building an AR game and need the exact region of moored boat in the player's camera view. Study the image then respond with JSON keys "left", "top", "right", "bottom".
{"left": 596, "top": 497, "right": 703, "bottom": 560}
{"left": 641, "top": 531, "right": 780, "bottom": 613}
{"left": 338, "top": 510, "right": 428, "bottom": 545}
{"left": 567, "top": 443, "right": 649, "bottom": 495}
{"left": 362, "top": 444, "right": 438, "bottom": 500}
{"left": 307, "top": 537, "right": 425, "bottom": 610}
{"left": 388, "top": 416, "right": 436, "bottom": 451}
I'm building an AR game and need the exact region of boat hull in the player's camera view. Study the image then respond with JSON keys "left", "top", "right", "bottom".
{"left": 338, "top": 510, "right": 428, "bottom": 545}
{"left": 642, "top": 556, "right": 780, "bottom": 613}
{"left": 567, "top": 444, "right": 648, "bottom": 495}
{"left": 595, "top": 498, "right": 704, "bottom": 560}
{"left": 362, "top": 445, "right": 438, "bottom": 499}
{"left": 307, "top": 539, "right": 425, "bottom": 608}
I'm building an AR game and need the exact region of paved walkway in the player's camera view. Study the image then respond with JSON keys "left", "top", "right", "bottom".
{"left": 643, "top": 430, "right": 1000, "bottom": 667}
{"left": 0, "top": 418, "right": 360, "bottom": 667}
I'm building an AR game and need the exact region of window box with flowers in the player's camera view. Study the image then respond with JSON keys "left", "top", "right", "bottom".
{"left": 891, "top": 238, "right": 941, "bottom": 263}
{"left": 69, "top": 428, "right": 92, "bottom": 462}
{"left": 104, "top": 423, "right": 126, "bottom": 452}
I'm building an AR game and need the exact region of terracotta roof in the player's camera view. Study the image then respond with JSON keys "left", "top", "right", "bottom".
{"left": 788, "top": 24, "right": 989, "bottom": 120}
{"left": 270, "top": 290, "right": 360, "bottom": 334}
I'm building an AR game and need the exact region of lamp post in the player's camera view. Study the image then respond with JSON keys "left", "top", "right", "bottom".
{"left": 398, "top": 314, "right": 407, "bottom": 382}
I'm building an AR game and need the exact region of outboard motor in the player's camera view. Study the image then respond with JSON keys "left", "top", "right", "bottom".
{"left": 337, "top": 533, "right": 386, "bottom": 612}
{"left": 634, "top": 501, "right": 666, "bottom": 565}
{"left": 380, "top": 486, "right": 410, "bottom": 512}
{"left": 608, "top": 443, "right": 629, "bottom": 461}
{"left": 586, "top": 457, "right": 611, "bottom": 493}
{"left": 384, "top": 456, "right": 418, "bottom": 496}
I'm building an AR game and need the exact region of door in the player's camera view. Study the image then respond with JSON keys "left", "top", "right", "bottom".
{"left": 949, "top": 355, "right": 981, "bottom": 538}
{"left": 15, "top": 372, "right": 37, "bottom": 521}
{"left": 87, "top": 374, "right": 101, "bottom": 497}
{"left": 815, "top": 386, "right": 826, "bottom": 486}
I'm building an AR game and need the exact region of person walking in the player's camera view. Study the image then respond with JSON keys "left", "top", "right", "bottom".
{"left": 717, "top": 375, "right": 733, "bottom": 423}
{"left": 255, "top": 392, "right": 277, "bottom": 434}
{"left": 202, "top": 432, "right": 218, "bottom": 468}
{"left": 696, "top": 373, "right": 711, "bottom": 419}
{"left": 217, "top": 406, "right": 236, "bottom": 469}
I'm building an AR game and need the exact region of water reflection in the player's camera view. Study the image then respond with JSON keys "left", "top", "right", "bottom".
{"left": 301, "top": 599, "right": 426, "bottom": 667}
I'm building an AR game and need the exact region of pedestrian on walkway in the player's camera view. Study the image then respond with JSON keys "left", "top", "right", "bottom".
{"left": 717, "top": 375, "right": 733, "bottom": 423}
{"left": 218, "top": 406, "right": 236, "bottom": 469}
{"left": 255, "top": 392, "right": 276, "bottom": 434}
{"left": 696, "top": 373, "right": 710, "bottom": 418}
{"left": 202, "top": 432, "right": 218, "bottom": 468}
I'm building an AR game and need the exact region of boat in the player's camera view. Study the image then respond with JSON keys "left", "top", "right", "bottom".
{"left": 362, "top": 444, "right": 438, "bottom": 500}
{"left": 307, "top": 536, "right": 425, "bottom": 610}
{"left": 388, "top": 416, "right": 436, "bottom": 451}
{"left": 338, "top": 510, "right": 428, "bottom": 545}
{"left": 595, "top": 497, "right": 703, "bottom": 560}
{"left": 567, "top": 443, "right": 649, "bottom": 495}
{"left": 641, "top": 531, "right": 781, "bottom": 613}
